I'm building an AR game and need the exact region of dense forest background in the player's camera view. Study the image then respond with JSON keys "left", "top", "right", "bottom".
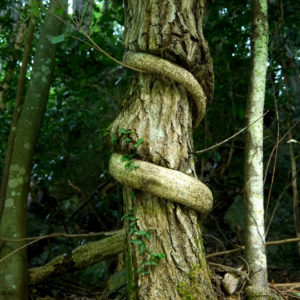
{"left": 0, "top": 0, "right": 299, "bottom": 298}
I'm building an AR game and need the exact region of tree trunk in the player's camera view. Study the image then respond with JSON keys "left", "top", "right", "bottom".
{"left": 287, "top": 124, "right": 300, "bottom": 256}
{"left": 109, "top": 1, "right": 215, "bottom": 299}
{"left": 244, "top": 0, "right": 270, "bottom": 298}
{"left": 0, "top": 1, "right": 66, "bottom": 299}
{"left": 0, "top": 0, "right": 40, "bottom": 231}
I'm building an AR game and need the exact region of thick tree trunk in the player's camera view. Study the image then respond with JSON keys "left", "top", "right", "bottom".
{"left": 110, "top": 1, "right": 215, "bottom": 299}
{"left": 244, "top": 0, "right": 270, "bottom": 299}
{"left": 0, "top": 1, "right": 66, "bottom": 299}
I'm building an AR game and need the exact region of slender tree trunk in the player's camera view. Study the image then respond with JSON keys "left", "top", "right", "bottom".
{"left": 287, "top": 123, "right": 300, "bottom": 256}
{"left": 244, "top": 0, "right": 269, "bottom": 299}
{"left": 0, "top": 1, "right": 66, "bottom": 299}
{"left": 0, "top": 0, "right": 40, "bottom": 231}
{"left": 109, "top": 1, "right": 215, "bottom": 299}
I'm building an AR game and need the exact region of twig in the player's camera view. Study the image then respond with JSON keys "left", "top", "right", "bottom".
{"left": 264, "top": 120, "right": 300, "bottom": 184}
{"left": 206, "top": 236, "right": 300, "bottom": 259}
{"left": 0, "top": 229, "right": 121, "bottom": 243}
{"left": 208, "top": 262, "right": 251, "bottom": 283}
{"left": 193, "top": 111, "right": 269, "bottom": 154}
{"left": 49, "top": 9, "right": 145, "bottom": 73}
{"left": 67, "top": 180, "right": 108, "bottom": 230}
{"left": 265, "top": 64, "right": 280, "bottom": 223}
{"left": 266, "top": 168, "right": 300, "bottom": 235}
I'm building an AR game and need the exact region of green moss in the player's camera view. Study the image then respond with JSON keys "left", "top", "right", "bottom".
{"left": 125, "top": 251, "right": 136, "bottom": 300}
{"left": 176, "top": 265, "right": 209, "bottom": 300}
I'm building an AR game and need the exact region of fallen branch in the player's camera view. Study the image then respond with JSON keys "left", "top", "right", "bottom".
{"left": 26, "top": 233, "right": 300, "bottom": 283}
{"left": 29, "top": 229, "right": 125, "bottom": 283}
{"left": 208, "top": 262, "right": 251, "bottom": 283}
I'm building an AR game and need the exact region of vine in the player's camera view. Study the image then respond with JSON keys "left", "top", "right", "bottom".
{"left": 116, "top": 128, "right": 166, "bottom": 275}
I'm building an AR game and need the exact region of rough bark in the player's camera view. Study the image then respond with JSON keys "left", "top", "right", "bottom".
{"left": 29, "top": 230, "right": 125, "bottom": 283}
{"left": 244, "top": 0, "right": 270, "bottom": 298}
{"left": 109, "top": 1, "right": 215, "bottom": 299}
{"left": 0, "top": 1, "right": 66, "bottom": 299}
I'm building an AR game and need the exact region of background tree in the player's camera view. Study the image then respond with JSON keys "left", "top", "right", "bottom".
{"left": 0, "top": 1, "right": 66, "bottom": 298}
{"left": 244, "top": 0, "right": 269, "bottom": 298}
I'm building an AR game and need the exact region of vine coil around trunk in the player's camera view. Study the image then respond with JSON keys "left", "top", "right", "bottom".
{"left": 109, "top": 51, "right": 213, "bottom": 216}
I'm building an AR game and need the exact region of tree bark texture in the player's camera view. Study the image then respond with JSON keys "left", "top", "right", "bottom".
{"left": 244, "top": 0, "right": 269, "bottom": 298}
{"left": 109, "top": 1, "right": 215, "bottom": 299}
{"left": 0, "top": 1, "right": 66, "bottom": 299}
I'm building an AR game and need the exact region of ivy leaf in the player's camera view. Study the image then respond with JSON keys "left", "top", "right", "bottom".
{"left": 142, "top": 271, "right": 150, "bottom": 275}
{"left": 145, "top": 261, "right": 158, "bottom": 266}
{"left": 123, "top": 138, "right": 131, "bottom": 142}
{"left": 119, "top": 128, "right": 127, "bottom": 134}
{"left": 121, "top": 154, "right": 129, "bottom": 161}
{"left": 130, "top": 239, "right": 143, "bottom": 245}
{"left": 145, "top": 232, "right": 151, "bottom": 241}
{"left": 140, "top": 243, "right": 146, "bottom": 255}
{"left": 135, "top": 230, "right": 147, "bottom": 236}
{"left": 130, "top": 190, "right": 135, "bottom": 200}
{"left": 134, "top": 138, "right": 143, "bottom": 148}
{"left": 51, "top": 34, "right": 65, "bottom": 44}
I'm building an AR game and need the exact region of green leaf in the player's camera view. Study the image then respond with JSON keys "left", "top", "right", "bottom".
{"left": 130, "top": 239, "right": 143, "bottom": 245}
{"left": 151, "top": 253, "right": 166, "bottom": 259}
{"left": 121, "top": 154, "right": 129, "bottom": 161}
{"left": 142, "top": 271, "right": 150, "bottom": 275}
{"left": 134, "top": 138, "right": 143, "bottom": 148}
{"left": 119, "top": 128, "right": 127, "bottom": 134}
{"left": 51, "top": 34, "right": 65, "bottom": 44}
{"left": 145, "top": 232, "right": 151, "bottom": 241}
{"left": 30, "top": 1, "right": 40, "bottom": 17}
{"left": 145, "top": 261, "right": 158, "bottom": 266}
{"left": 292, "top": 292, "right": 300, "bottom": 296}
{"left": 140, "top": 243, "right": 146, "bottom": 255}
{"left": 54, "top": 7, "right": 65, "bottom": 16}
{"left": 135, "top": 230, "right": 147, "bottom": 236}
{"left": 130, "top": 190, "right": 135, "bottom": 200}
